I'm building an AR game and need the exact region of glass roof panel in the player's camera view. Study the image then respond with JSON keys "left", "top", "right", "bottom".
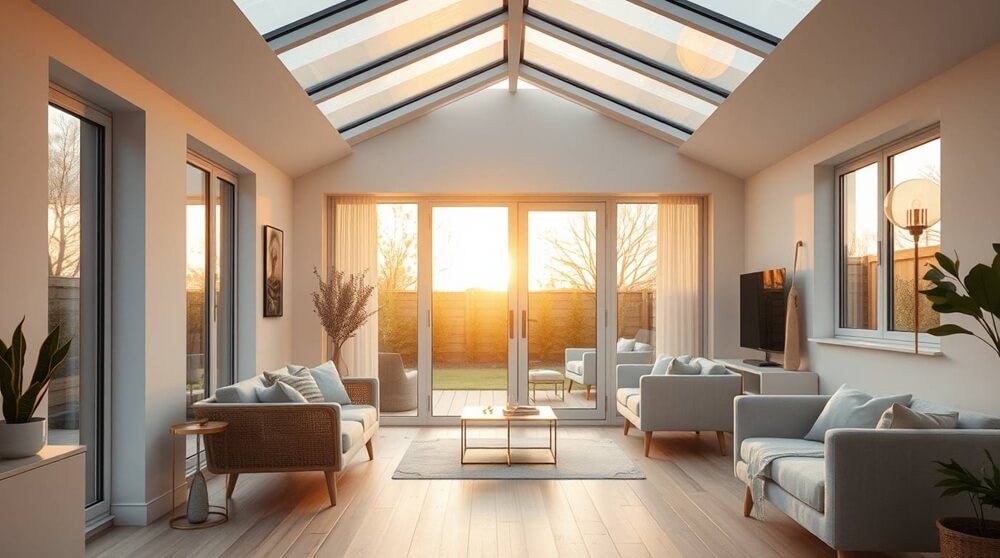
{"left": 235, "top": 0, "right": 349, "bottom": 36}
{"left": 278, "top": 0, "right": 500, "bottom": 91}
{"left": 523, "top": 28, "right": 716, "bottom": 132}
{"left": 319, "top": 27, "right": 504, "bottom": 129}
{"left": 687, "top": 0, "right": 820, "bottom": 39}
{"left": 530, "top": 0, "right": 762, "bottom": 93}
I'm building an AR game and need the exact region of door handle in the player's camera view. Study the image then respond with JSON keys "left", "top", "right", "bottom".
{"left": 521, "top": 310, "right": 527, "bottom": 339}
{"left": 508, "top": 310, "right": 514, "bottom": 339}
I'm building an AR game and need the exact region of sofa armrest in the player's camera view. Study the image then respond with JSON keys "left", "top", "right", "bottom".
{"left": 344, "top": 377, "right": 379, "bottom": 412}
{"left": 637, "top": 374, "right": 743, "bottom": 432}
{"left": 616, "top": 364, "right": 653, "bottom": 389}
{"left": 565, "top": 348, "right": 593, "bottom": 363}
{"left": 825, "top": 428, "right": 1000, "bottom": 552}
{"left": 733, "top": 395, "right": 829, "bottom": 468}
{"left": 193, "top": 402, "right": 345, "bottom": 472}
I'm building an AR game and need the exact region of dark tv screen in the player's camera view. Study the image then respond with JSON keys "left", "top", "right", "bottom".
{"left": 740, "top": 268, "right": 787, "bottom": 353}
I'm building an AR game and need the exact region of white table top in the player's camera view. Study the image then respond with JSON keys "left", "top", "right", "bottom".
{"left": 461, "top": 405, "right": 557, "bottom": 422}
{"left": 0, "top": 445, "right": 85, "bottom": 482}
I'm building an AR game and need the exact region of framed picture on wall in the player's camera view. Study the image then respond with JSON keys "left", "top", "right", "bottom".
{"left": 263, "top": 225, "right": 283, "bottom": 317}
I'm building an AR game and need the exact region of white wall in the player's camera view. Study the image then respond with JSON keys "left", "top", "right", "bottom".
{"left": 0, "top": 0, "right": 295, "bottom": 524}
{"left": 745, "top": 43, "right": 1000, "bottom": 414}
{"left": 291, "top": 88, "right": 747, "bottom": 371}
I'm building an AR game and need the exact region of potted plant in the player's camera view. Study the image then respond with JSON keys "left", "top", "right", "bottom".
{"left": 311, "top": 268, "right": 377, "bottom": 375}
{"left": 923, "top": 244, "right": 1000, "bottom": 554}
{"left": 934, "top": 451, "right": 1000, "bottom": 557}
{"left": 0, "top": 318, "right": 72, "bottom": 459}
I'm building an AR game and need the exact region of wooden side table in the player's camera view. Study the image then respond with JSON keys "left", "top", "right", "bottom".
{"left": 169, "top": 420, "right": 229, "bottom": 529}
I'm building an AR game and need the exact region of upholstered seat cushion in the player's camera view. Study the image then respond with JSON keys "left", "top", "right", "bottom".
{"left": 566, "top": 360, "right": 585, "bottom": 374}
{"left": 340, "top": 420, "right": 364, "bottom": 452}
{"left": 341, "top": 404, "right": 378, "bottom": 431}
{"left": 770, "top": 456, "right": 826, "bottom": 512}
{"left": 616, "top": 388, "right": 639, "bottom": 407}
{"left": 530, "top": 369, "right": 564, "bottom": 382}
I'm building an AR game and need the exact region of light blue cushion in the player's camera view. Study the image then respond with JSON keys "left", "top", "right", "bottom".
{"left": 617, "top": 338, "right": 637, "bottom": 352}
{"left": 805, "top": 385, "right": 912, "bottom": 442}
{"left": 650, "top": 355, "right": 672, "bottom": 375}
{"left": 770, "top": 456, "right": 826, "bottom": 512}
{"left": 341, "top": 404, "right": 378, "bottom": 431}
{"left": 667, "top": 359, "right": 700, "bottom": 375}
{"left": 291, "top": 361, "right": 352, "bottom": 404}
{"left": 215, "top": 376, "right": 266, "bottom": 403}
{"left": 910, "top": 399, "right": 1000, "bottom": 430}
{"left": 341, "top": 420, "right": 364, "bottom": 452}
{"left": 255, "top": 382, "right": 308, "bottom": 403}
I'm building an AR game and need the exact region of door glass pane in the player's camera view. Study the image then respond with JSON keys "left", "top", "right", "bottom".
{"left": 686, "top": 0, "right": 820, "bottom": 39}
{"left": 432, "top": 207, "right": 509, "bottom": 416}
{"left": 617, "top": 203, "right": 657, "bottom": 346}
{"left": 279, "top": 0, "right": 499, "bottom": 90}
{"left": 186, "top": 164, "right": 209, "bottom": 430}
{"left": 529, "top": 0, "right": 762, "bottom": 93}
{"left": 528, "top": 210, "right": 598, "bottom": 409}
{"left": 377, "top": 203, "right": 419, "bottom": 417}
{"left": 840, "top": 162, "right": 879, "bottom": 330}
{"left": 235, "top": 0, "right": 349, "bottom": 35}
{"left": 216, "top": 179, "right": 236, "bottom": 386}
{"left": 319, "top": 27, "right": 504, "bottom": 129}
{"left": 889, "top": 138, "right": 941, "bottom": 333}
{"left": 523, "top": 28, "right": 716, "bottom": 132}
{"left": 47, "top": 104, "right": 104, "bottom": 507}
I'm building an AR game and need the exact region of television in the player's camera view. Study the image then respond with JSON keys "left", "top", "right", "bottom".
{"left": 740, "top": 268, "right": 787, "bottom": 367}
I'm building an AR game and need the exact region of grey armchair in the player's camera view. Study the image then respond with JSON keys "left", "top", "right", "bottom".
{"left": 733, "top": 395, "right": 1000, "bottom": 556}
{"left": 565, "top": 347, "right": 653, "bottom": 400}
{"left": 378, "top": 352, "right": 417, "bottom": 412}
{"left": 616, "top": 357, "right": 742, "bottom": 457}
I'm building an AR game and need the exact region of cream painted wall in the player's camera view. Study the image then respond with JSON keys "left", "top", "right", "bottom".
{"left": 291, "top": 89, "right": 748, "bottom": 374}
{"left": 745, "top": 43, "right": 1000, "bottom": 414}
{"left": 0, "top": 0, "right": 294, "bottom": 524}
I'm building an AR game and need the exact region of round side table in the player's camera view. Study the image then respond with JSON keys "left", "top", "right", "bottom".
{"left": 169, "top": 420, "right": 229, "bottom": 529}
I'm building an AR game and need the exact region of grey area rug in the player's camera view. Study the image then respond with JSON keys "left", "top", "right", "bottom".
{"left": 393, "top": 437, "right": 645, "bottom": 480}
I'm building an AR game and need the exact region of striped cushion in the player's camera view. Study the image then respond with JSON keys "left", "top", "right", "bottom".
{"left": 263, "top": 369, "right": 324, "bottom": 403}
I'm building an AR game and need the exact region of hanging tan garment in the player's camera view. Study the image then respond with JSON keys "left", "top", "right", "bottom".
{"left": 784, "top": 242, "right": 803, "bottom": 371}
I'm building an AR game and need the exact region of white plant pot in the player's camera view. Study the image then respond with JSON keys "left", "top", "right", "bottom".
{"left": 0, "top": 417, "right": 47, "bottom": 459}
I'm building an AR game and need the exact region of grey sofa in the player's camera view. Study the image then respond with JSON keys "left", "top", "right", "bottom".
{"left": 193, "top": 372, "right": 379, "bottom": 507}
{"left": 617, "top": 357, "right": 742, "bottom": 457}
{"left": 734, "top": 395, "right": 1000, "bottom": 556}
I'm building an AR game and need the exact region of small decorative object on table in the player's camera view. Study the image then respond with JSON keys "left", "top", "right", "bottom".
{"left": 0, "top": 318, "right": 71, "bottom": 459}
{"left": 170, "top": 419, "right": 229, "bottom": 529}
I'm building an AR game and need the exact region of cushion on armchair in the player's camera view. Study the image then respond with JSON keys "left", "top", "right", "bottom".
{"left": 566, "top": 360, "right": 585, "bottom": 374}
{"left": 634, "top": 342, "right": 653, "bottom": 352}
{"left": 617, "top": 338, "right": 637, "bottom": 352}
{"left": 667, "top": 359, "right": 700, "bottom": 375}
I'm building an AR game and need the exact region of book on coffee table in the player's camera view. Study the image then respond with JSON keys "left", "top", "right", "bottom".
{"left": 502, "top": 404, "right": 540, "bottom": 416}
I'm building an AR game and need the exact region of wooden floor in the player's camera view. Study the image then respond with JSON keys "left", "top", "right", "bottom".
{"left": 383, "top": 389, "right": 597, "bottom": 417}
{"left": 86, "top": 427, "right": 936, "bottom": 558}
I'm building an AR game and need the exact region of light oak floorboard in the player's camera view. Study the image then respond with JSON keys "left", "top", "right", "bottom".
{"left": 88, "top": 426, "right": 937, "bottom": 558}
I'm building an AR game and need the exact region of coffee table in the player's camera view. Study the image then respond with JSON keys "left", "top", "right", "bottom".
{"left": 460, "top": 405, "right": 557, "bottom": 466}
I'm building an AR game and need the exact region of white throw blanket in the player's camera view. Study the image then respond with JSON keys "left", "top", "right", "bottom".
{"left": 743, "top": 438, "right": 825, "bottom": 519}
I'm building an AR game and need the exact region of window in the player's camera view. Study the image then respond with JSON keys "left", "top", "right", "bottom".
{"left": 47, "top": 87, "right": 111, "bottom": 522}
{"left": 616, "top": 203, "right": 657, "bottom": 342}
{"left": 836, "top": 127, "right": 941, "bottom": 341}
{"left": 376, "top": 203, "right": 419, "bottom": 417}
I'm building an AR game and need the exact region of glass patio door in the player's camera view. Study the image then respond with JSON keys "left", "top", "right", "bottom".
{"left": 517, "top": 203, "right": 607, "bottom": 419}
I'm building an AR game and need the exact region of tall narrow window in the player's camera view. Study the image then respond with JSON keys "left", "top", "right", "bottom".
{"left": 376, "top": 203, "right": 419, "bottom": 417}
{"left": 616, "top": 203, "right": 657, "bottom": 344}
{"left": 185, "top": 155, "right": 237, "bottom": 456}
{"left": 835, "top": 127, "right": 940, "bottom": 340}
{"left": 47, "top": 91, "right": 110, "bottom": 518}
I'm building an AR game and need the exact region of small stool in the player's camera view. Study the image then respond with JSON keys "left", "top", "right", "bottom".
{"left": 528, "top": 369, "right": 566, "bottom": 403}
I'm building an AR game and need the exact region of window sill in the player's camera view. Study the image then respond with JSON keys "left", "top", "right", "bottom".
{"left": 810, "top": 337, "right": 943, "bottom": 356}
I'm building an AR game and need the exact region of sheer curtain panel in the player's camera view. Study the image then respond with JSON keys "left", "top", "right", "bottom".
{"left": 332, "top": 196, "right": 379, "bottom": 377}
{"left": 656, "top": 196, "right": 704, "bottom": 357}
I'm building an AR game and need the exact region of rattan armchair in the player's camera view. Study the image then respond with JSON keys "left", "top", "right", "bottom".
{"left": 193, "top": 377, "right": 379, "bottom": 507}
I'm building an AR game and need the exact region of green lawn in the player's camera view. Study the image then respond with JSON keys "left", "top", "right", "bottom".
{"left": 431, "top": 367, "right": 565, "bottom": 390}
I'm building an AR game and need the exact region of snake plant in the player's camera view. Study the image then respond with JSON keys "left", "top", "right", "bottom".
{"left": 0, "top": 318, "right": 72, "bottom": 424}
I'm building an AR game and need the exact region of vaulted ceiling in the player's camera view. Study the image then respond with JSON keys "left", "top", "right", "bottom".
{"left": 235, "top": 0, "right": 820, "bottom": 146}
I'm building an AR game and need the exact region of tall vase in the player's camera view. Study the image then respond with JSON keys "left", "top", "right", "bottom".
{"left": 333, "top": 345, "right": 349, "bottom": 376}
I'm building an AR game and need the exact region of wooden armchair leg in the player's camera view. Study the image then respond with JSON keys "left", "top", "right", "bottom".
{"left": 743, "top": 486, "right": 753, "bottom": 517}
{"left": 585, "top": 385, "right": 592, "bottom": 400}
{"left": 226, "top": 473, "right": 239, "bottom": 500}
{"left": 623, "top": 420, "right": 631, "bottom": 436}
{"left": 643, "top": 431, "right": 653, "bottom": 457}
{"left": 366, "top": 439, "right": 374, "bottom": 460}
{"left": 716, "top": 431, "right": 727, "bottom": 456}
{"left": 324, "top": 470, "right": 338, "bottom": 507}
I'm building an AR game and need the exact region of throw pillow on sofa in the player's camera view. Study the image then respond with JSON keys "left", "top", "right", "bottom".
{"left": 264, "top": 368, "right": 325, "bottom": 403}
{"left": 617, "top": 338, "right": 637, "bottom": 352}
{"left": 876, "top": 403, "right": 959, "bottom": 429}
{"left": 805, "top": 385, "right": 911, "bottom": 442}
{"left": 667, "top": 359, "right": 701, "bottom": 375}
{"left": 256, "top": 382, "right": 308, "bottom": 403}
{"left": 291, "top": 361, "right": 352, "bottom": 405}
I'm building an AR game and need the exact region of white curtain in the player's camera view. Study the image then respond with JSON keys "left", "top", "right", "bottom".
{"left": 656, "top": 196, "right": 704, "bottom": 357}
{"left": 333, "top": 196, "right": 379, "bottom": 377}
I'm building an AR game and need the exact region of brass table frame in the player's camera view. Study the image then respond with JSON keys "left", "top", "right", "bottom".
{"left": 460, "top": 406, "right": 557, "bottom": 466}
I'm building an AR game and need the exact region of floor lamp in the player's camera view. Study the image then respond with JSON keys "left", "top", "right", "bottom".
{"left": 883, "top": 178, "right": 941, "bottom": 354}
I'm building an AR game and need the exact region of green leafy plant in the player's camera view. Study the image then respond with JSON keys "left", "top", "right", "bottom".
{"left": 921, "top": 243, "right": 1000, "bottom": 359}
{"left": 935, "top": 451, "right": 1000, "bottom": 537}
{"left": 0, "top": 318, "right": 72, "bottom": 424}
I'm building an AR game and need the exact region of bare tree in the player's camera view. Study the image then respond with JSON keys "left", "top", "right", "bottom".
{"left": 543, "top": 204, "right": 657, "bottom": 292}
{"left": 377, "top": 205, "right": 417, "bottom": 292}
{"left": 47, "top": 112, "right": 81, "bottom": 278}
